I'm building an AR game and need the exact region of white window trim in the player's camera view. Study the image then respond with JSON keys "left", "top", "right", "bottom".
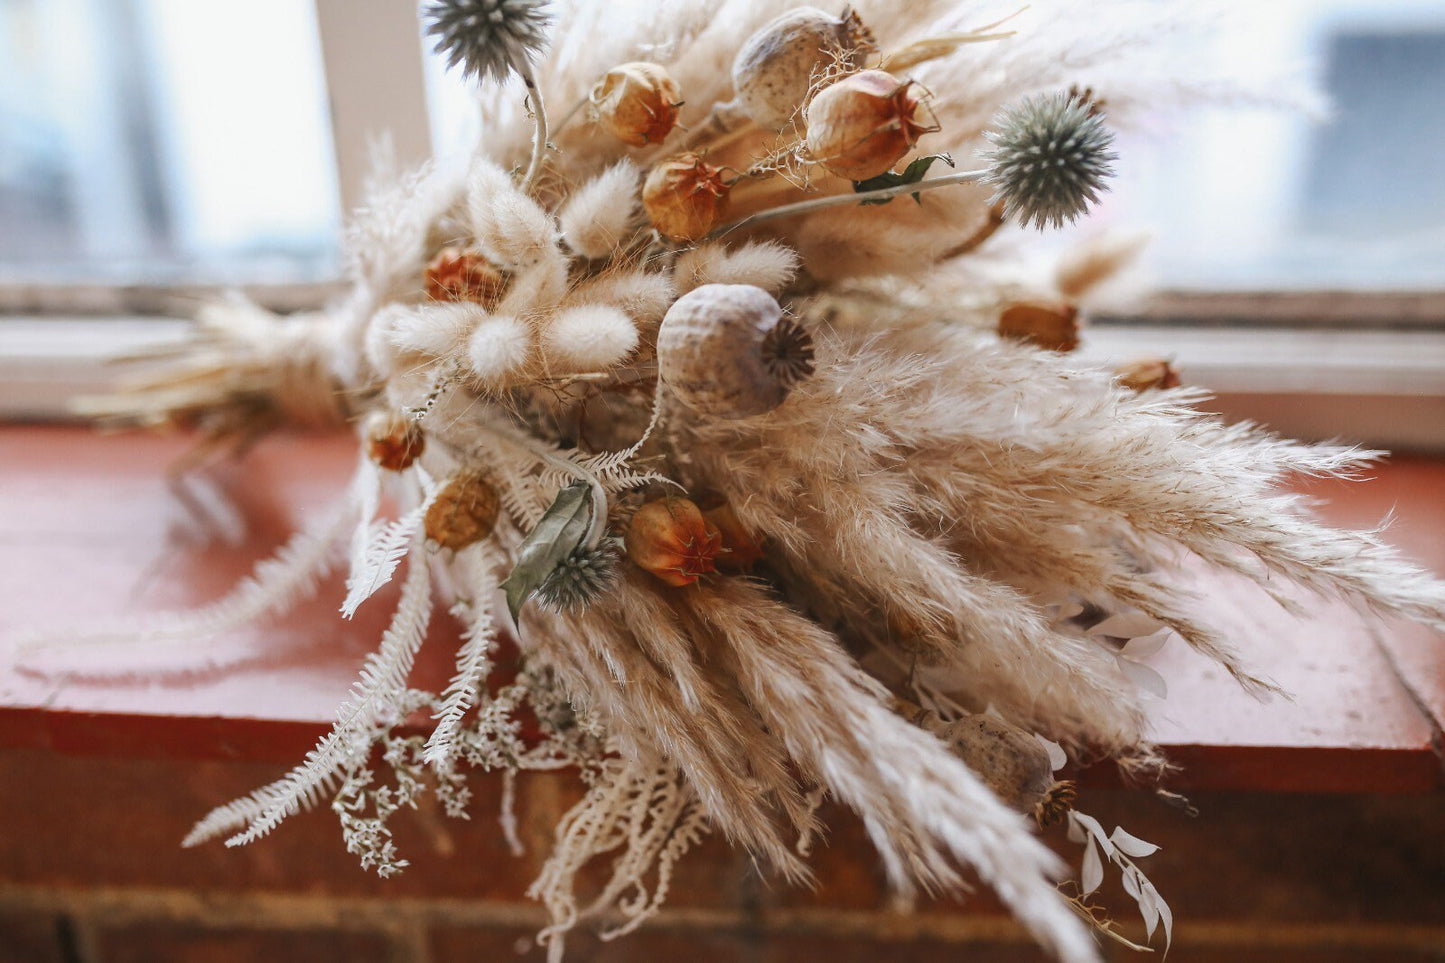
{"left": 3, "top": 314, "right": 1444, "bottom": 454}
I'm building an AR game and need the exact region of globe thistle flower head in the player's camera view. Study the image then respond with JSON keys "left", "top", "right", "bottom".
{"left": 535, "top": 542, "right": 620, "bottom": 613}
{"left": 424, "top": 0, "right": 553, "bottom": 85}
{"left": 981, "top": 92, "right": 1118, "bottom": 231}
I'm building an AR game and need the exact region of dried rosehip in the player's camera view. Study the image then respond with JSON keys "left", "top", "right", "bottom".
{"left": 642, "top": 154, "right": 731, "bottom": 242}
{"left": 804, "top": 69, "right": 933, "bottom": 181}
{"left": 703, "top": 501, "right": 764, "bottom": 571}
{"left": 425, "top": 473, "right": 500, "bottom": 551}
{"left": 364, "top": 410, "right": 425, "bottom": 471}
{"left": 1115, "top": 357, "right": 1181, "bottom": 392}
{"left": 425, "top": 247, "right": 507, "bottom": 305}
{"left": 625, "top": 497, "right": 721, "bottom": 586}
{"left": 998, "top": 300, "right": 1080, "bottom": 353}
{"left": 590, "top": 62, "right": 682, "bottom": 146}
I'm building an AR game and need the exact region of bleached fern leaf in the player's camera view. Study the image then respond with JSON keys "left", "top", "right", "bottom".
{"left": 225, "top": 542, "right": 434, "bottom": 847}
{"left": 425, "top": 546, "right": 504, "bottom": 770}
{"left": 18, "top": 466, "right": 368, "bottom": 679}
{"left": 342, "top": 492, "right": 437, "bottom": 619}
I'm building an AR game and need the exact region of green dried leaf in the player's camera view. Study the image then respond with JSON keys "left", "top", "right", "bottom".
{"left": 502, "top": 482, "right": 596, "bottom": 621}
{"left": 853, "top": 153, "right": 955, "bottom": 205}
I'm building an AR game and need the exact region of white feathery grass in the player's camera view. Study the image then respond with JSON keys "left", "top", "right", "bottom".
{"left": 388, "top": 302, "right": 487, "bottom": 359}
{"left": 218, "top": 538, "right": 435, "bottom": 848}
{"left": 467, "top": 159, "right": 560, "bottom": 268}
{"left": 564, "top": 268, "right": 676, "bottom": 323}
{"left": 673, "top": 240, "right": 800, "bottom": 294}
{"left": 467, "top": 314, "right": 534, "bottom": 383}
{"left": 558, "top": 160, "right": 639, "bottom": 258}
{"left": 540, "top": 304, "right": 639, "bottom": 372}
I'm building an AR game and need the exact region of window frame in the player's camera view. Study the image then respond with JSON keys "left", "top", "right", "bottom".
{"left": 1, "top": 0, "right": 1443, "bottom": 451}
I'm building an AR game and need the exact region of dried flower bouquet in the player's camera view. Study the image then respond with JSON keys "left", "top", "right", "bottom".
{"left": 37, "top": 2, "right": 1445, "bottom": 961}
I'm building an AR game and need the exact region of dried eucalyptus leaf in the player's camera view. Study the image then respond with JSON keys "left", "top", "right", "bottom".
{"left": 854, "top": 152, "right": 954, "bottom": 205}
{"left": 502, "top": 482, "right": 596, "bottom": 621}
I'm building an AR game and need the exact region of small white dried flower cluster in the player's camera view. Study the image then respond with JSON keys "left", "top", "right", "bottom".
{"left": 48, "top": 5, "right": 1445, "bottom": 963}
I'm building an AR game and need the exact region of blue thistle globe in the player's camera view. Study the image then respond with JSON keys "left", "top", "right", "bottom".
{"left": 424, "top": 0, "right": 553, "bottom": 84}
{"left": 981, "top": 93, "right": 1118, "bottom": 231}
{"left": 536, "top": 543, "right": 620, "bottom": 613}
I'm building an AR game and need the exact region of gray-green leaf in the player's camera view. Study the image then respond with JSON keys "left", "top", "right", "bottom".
{"left": 502, "top": 482, "right": 597, "bottom": 621}
{"left": 853, "top": 153, "right": 955, "bottom": 205}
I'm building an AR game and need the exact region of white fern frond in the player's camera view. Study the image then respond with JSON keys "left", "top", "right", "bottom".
{"left": 425, "top": 546, "right": 504, "bottom": 770}
{"left": 342, "top": 489, "right": 437, "bottom": 619}
{"left": 18, "top": 469, "right": 366, "bottom": 679}
{"left": 225, "top": 540, "right": 435, "bottom": 847}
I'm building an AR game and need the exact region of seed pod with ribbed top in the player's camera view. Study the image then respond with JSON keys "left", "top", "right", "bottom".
{"left": 590, "top": 62, "right": 682, "bottom": 146}
{"left": 657, "top": 283, "right": 815, "bottom": 420}
{"left": 804, "top": 69, "right": 933, "bottom": 181}
{"left": 732, "top": 6, "right": 876, "bottom": 130}
{"left": 643, "top": 154, "right": 731, "bottom": 242}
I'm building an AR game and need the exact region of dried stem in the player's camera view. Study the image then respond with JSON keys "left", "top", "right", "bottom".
{"left": 710, "top": 168, "right": 990, "bottom": 238}
{"left": 519, "top": 67, "right": 550, "bottom": 193}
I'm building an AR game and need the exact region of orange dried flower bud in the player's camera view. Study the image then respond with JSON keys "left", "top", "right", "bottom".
{"left": 703, "top": 502, "right": 764, "bottom": 572}
{"left": 425, "top": 247, "right": 507, "bottom": 305}
{"left": 998, "top": 300, "right": 1080, "bottom": 353}
{"left": 643, "top": 153, "right": 731, "bottom": 242}
{"left": 364, "top": 410, "right": 425, "bottom": 471}
{"left": 804, "top": 69, "right": 934, "bottom": 181}
{"left": 425, "top": 473, "right": 500, "bottom": 551}
{"left": 1115, "top": 357, "right": 1181, "bottom": 392}
{"left": 590, "top": 62, "right": 682, "bottom": 147}
{"left": 625, "top": 497, "right": 722, "bottom": 586}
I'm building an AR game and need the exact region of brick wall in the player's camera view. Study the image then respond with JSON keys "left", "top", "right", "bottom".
{"left": 1, "top": 747, "right": 1442, "bottom": 962}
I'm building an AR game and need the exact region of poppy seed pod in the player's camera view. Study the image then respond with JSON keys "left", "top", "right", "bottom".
{"left": 657, "top": 283, "right": 816, "bottom": 420}
{"left": 642, "top": 153, "right": 731, "bottom": 242}
{"left": 804, "top": 69, "right": 933, "bottom": 181}
{"left": 590, "top": 62, "right": 682, "bottom": 146}
{"left": 364, "top": 410, "right": 425, "bottom": 471}
{"left": 731, "top": 6, "right": 876, "bottom": 130}
{"left": 625, "top": 497, "right": 721, "bottom": 586}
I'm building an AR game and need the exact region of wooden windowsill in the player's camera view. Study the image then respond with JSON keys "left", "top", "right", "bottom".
{"left": 0, "top": 425, "right": 1441, "bottom": 793}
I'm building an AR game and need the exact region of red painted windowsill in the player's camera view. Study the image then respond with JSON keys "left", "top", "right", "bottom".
{"left": 0, "top": 425, "right": 1441, "bottom": 793}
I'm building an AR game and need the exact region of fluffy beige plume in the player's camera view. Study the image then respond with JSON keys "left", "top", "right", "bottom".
{"left": 673, "top": 240, "right": 800, "bottom": 293}
{"left": 558, "top": 160, "right": 640, "bottom": 258}
{"left": 540, "top": 304, "right": 640, "bottom": 373}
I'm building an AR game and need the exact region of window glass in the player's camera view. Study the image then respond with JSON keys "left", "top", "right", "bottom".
{"left": 0, "top": 0, "right": 340, "bottom": 285}
{"left": 1113, "top": 0, "right": 1445, "bottom": 291}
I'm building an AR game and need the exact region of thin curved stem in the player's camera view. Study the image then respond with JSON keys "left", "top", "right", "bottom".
{"left": 519, "top": 67, "right": 550, "bottom": 194}
{"left": 709, "top": 168, "right": 990, "bottom": 238}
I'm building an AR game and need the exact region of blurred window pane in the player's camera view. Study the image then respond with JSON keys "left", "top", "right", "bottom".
{"left": 1115, "top": 0, "right": 1445, "bottom": 292}
{"left": 0, "top": 0, "right": 340, "bottom": 286}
